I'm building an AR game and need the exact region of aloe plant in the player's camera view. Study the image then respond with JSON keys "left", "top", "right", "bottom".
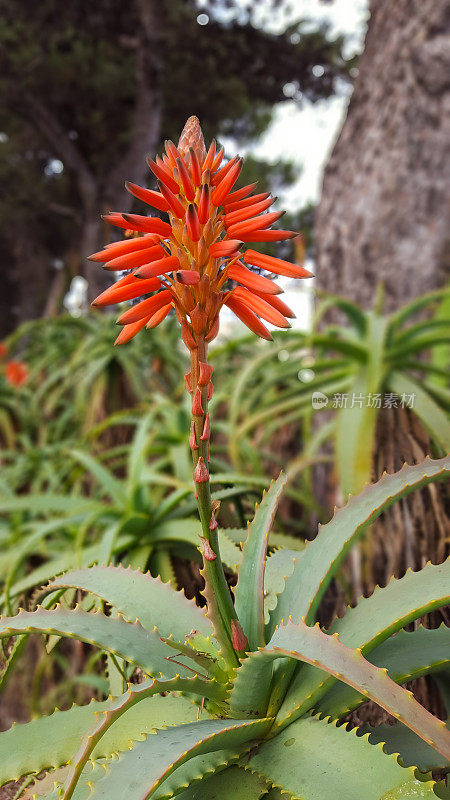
{"left": 1, "top": 458, "right": 449, "bottom": 799}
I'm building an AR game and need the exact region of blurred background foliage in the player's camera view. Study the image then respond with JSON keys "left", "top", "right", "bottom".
{"left": 0, "top": 0, "right": 449, "bottom": 765}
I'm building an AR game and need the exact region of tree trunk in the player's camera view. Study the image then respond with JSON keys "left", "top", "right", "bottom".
{"left": 315, "top": 0, "right": 450, "bottom": 310}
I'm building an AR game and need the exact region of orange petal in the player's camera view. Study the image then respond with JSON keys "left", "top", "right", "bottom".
{"left": 189, "top": 147, "right": 202, "bottom": 186}
{"left": 146, "top": 303, "right": 172, "bottom": 329}
{"left": 186, "top": 204, "right": 201, "bottom": 242}
{"left": 121, "top": 215, "right": 172, "bottom": 236}
{"left": 211, "top": 159, "right": 243, "bottom": 206}
{"left": 225, "top": 294, "right": 272, "bottom": 341}
{"left": 114, "top": 316, "right": 150, "bottom": 345}
{"left": 209, "top": 240, "right": 242, "bottom": 258}
{"left": 102, "top": 245, "right": 165, "bottom": 271}
{"left": 134, "top": 255, "right": 180, "bottom": 279}
{"left": 157, "top": 181, "right": 186, "bottom": 218}
{"left": 202, "top": 140, "right": 216, "bottom": 171}
{"left": 227, "top": 262, "right": 281, "bottom": 295}
{"left": 88, "top": 235, "right": 160, "bottom": 262}
{"left": 238, "top": 229, "right": 297, "bottom": 243}
{"left": 223, "top": 182, "right": 257, "bottom": 206}
{"left": 197, "top": 184, "right": 210, "bottom": 224}
{"left": 243, "top": 249, "right": 314, "bottom": 278}
{"left": 227, "top": 210, "right": 283, "bottom": 238}
{"left": 125, "top": 182, "right": 170, "bottom": 213}
{"left": 176, "top": 157, "right": 195, "bottom": 201}
{"left": 147, "top": 158, "right": 180, "bottom": 195}
{"left": 93, "top": 277, "right": 161, "bottom": 308}
{"left": 224, "top": 196, "right": 274, "bottom": 226}
{"left": 175, "top": 269, "right": 200, "bottom": 285}
{"left": 252, "top": 290, "right": 295, "bottom": 319}
{"left": 211, "top": 155, "right": 239, "bottom": 187}
{"left": 233, "top": 286, "right": 290, "bottom": 328}
{"left": 223, "top": 191, "right": 270, "bottom": 214}
{"left": 117, "top": 289, "right": 172, "bottom": 325}
{"left": 211, "top": 146, "right": 225, "bottom": 173}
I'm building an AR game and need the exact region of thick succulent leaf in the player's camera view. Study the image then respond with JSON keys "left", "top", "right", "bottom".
{"left": 69, "top": 450, "right": 127, "bottom": 504}
{"left": 330, "top": 560, "right": 450, "bottom": 650}
{"left": 217, "top": 530, "right": 242, "bottom": 571}
{"left": 263, "top": 549, "right": 298, "bottom": 623}
{"left": 42, "top": 565, "right": 213, "bottom": 640}
{"left": 283, "top": 562, "right": 450, "bottom": 725}
{"left": 268, "top": 457, "right": 450, "bottom": 637}
{"left": 234, "top": 474, "right": 287, "bottom": 649}
{"left": 388, "top": 372, "right": 450, "bottom": 452}
{"left": 360, "top": 723, "right": 450, "bottom": 772}
{"left": 263, "top": 621, "right": 450, "bottom": 759}
{"left": 0, "top": 607, "right": 199, "bottom": 678}
{"left": 248, "top": 715, "right": 437, "bottom": 800}
{"left": 229, "top": 652, "right": 274, "bottom": 719}
{"left": 26, "top": 761, "right": 112, "bottom": 800}
{"left": 0, "top": 691, "right": 200, "bottom": 786}
{"left": 316, "top": 625, "right": 450, "bottom": 718}
{"left": 62, "top": 676, "right": 225, "bottom": 800}
{"left": 173, "top": 765, "right": 269, "bottom": 799}
{"left": 87, "top": 718, "right": 271, "bottom": 800}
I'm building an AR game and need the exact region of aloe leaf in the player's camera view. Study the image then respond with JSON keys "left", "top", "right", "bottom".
{"left": 249, "top": 715, "right": 437, "bottom": 800}
{"left": 330, "top": 559, "right": 450, "bottom": 651}
{"left": 316, "top": 625, "right": 450, "bottom": 719}
{"left": 229, "top": 652, "right": 274, "bottom": 719}
{"left": 264, "top": 621, "right": 450, "bottom": 759}
{"left": 0, "top": 690, "right": 201, "bottom": 787}
{"left": 360, "top": 723, "right": 450, "bottom": 772}
{"left": 263, "top": 549, "right": 298, "bottom": 623}
{"left": 0, "top": 493, "right": 103, "bottom": 515}
{"left": 388, "top": 372, "right": 450, "bottom": 451}
{"left": 173, "top": 765, "right": 269, "bottom": 800}
{"left": 42, "top": 565, "right": 213, "bottom": 641}
{"left": 0, "top": 607, "right": 200, "bottom": 679}
{"left": 234, "top": 474, "right": 287, "bottom": 649}
{"left": 69, "top": 450, "right": 127, "bottom": 504}
{"left": 62, "top": 676, "right": 225, "bottom": 800}
{"left": 87, "top": 718, "right": 271, "bottom": 800}
{"left": 268, "top": 457, "right": 450, "bottom": 637}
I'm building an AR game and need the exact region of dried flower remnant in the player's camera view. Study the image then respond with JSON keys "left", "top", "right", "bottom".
{"left": 90, "top": 115, "right": 312, "bottom": 348}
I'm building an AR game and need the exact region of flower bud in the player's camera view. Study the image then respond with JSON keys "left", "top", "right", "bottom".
{"left": 194, "top": 456, "right": 209, "bottom": 483}
{"left": 231, "top": 619, "right": 248, "bottom": 652}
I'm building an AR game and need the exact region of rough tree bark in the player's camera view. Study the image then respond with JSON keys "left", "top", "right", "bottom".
{"left": 316, "top": 0, "right": 450, "bottom": 310}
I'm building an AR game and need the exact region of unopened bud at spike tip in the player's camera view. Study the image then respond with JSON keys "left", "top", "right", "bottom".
{"left": 194, "top": 456, "right": 209, "bottom": 483}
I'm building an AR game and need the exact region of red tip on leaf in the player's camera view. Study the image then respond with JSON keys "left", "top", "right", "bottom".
{"left": 199, "top": 536, "right": 216, "bottom": 560}
{"left": 176, "top": 158, "right": 195, "bottom": 201}
{"left": 189, "top": 420, "right": 198, "bottom": 450}
{"left": 200, "top": 413, "right": 210, "bottom": 441}
{"left": 186, "top": 204, "right": 201, "bottom": 242}
{"left": 125, "top": 182, "right": 170, "bottom": 213}
{"left": 209, "top": 240, "right": 242, "bottom": 258}
{"left": 192, "top": 387, "right": 204, "bottom": 416}
{"left": 147, "top": 158, "right": 180, "bottom": 195}
{"left": 230, "top": 619, "right": 248, "bottom": 652}
{"left": 198, "top": 362, "right": 213, "bottom": 386}
{"left": 194, "top": 456, "right": 209, "bottom": 483}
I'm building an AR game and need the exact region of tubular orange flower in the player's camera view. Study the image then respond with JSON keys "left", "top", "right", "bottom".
{"left": 90, "top": 115, "right": 312, "bottom": 348}
{"left": 5, "top": 360, "right": 28, "bottom": 387}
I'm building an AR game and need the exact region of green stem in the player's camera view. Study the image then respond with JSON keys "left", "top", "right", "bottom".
{"left": 190, "top": 338, "right": 239, "bottom": 669}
